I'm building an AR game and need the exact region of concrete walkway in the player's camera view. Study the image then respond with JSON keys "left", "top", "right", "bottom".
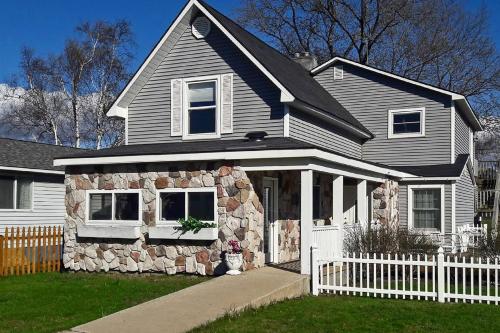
{"left": 71, "top": 267, "right": 309, "bottom": 333}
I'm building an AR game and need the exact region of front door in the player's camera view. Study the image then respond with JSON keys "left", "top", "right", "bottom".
{"left": 263, "top": 177, "right": 279, "bottom": 263}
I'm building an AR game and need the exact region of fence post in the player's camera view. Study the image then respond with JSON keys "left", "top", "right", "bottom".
{"left": 0, "top": 235, "right": 3, "bottom": 276}
{"left": 311, "top": 243, "right": 319, "bottom": 296}
{"left": 437, "top": 247, "right": 445, "bottom": 303}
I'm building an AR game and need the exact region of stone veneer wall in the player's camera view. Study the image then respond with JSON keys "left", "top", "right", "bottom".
{"left": 372, "top": 179, "right": 399, "bottom": 227}
{"left": 277, "top": 220, "right": 300, "bottom": 262}
{"left": 63, "top": 162, "right": 265, "bottom": 275}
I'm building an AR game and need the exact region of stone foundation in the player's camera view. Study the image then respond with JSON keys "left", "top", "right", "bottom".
{"left": 372, "top": 179, "right": 399, "bottom": 227}
{"left": 63, "top": 162, "right": 265, "bottom": 275}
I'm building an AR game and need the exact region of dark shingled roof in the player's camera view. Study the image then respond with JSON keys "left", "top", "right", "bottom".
{"left": 0, "top": 138, "right": 82, "bottom": 172}
{"left": 55, "top": 137, "right": 411, "bottom": 175}
{"left": 198, "top": 1, "right": 372, "bottom": 137}
{"left": 391, "top": 154, "right": 470, "bottom": 178}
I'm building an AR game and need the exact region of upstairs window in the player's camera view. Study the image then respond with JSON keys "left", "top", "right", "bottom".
{"left": 187, "top": 81, "right": 217, "bottom": 135}
{"left": 388, "top": 108, "right": 425, "bottom": 138}
{"left": 87, "top": 190, "right": 141, "bottom": 224}
{"left": 0, "top": 176, "right": 33, "bottom": 210}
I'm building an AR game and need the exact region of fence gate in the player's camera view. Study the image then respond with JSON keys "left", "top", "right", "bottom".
{"left": 311, "top": 246, "right": 500, "bottom": 305}
{"left": 0, "top": 226, "right": 63, "bottom": 276}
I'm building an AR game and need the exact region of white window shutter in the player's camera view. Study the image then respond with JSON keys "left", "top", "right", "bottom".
{"left": 220, "top": 74, "right": 233, "bottom": 134}
{"left": 170, "top": 79, "right": 183, "bottom": 136}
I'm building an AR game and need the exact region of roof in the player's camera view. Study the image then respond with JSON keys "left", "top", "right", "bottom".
{"left": 311, "top": 57, "right": 482, "bottom": 131}
{"left": 198, "top": 1, "right": 372, "bottom": 137}
{"left": 0, "top": 138, "right": 82, "bottom": 174}
{"left": 107, "top": 0, "right": 372, "bottom": 138}
{"left": 392, "top": 154, "right": 470, "bottom": 178}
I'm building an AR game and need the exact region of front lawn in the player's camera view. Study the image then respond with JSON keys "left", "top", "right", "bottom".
{"left": 0, "top": 272, "right": 208, "bottom": 333}
{"left": 192, "top": 295, "right": 500, "bottom": 333}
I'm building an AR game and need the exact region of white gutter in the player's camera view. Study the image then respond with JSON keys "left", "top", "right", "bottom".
{"left": 54, "top": 148, "right": 415, "bottom": 179}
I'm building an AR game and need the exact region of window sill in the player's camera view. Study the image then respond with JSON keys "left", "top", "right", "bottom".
{"left": 387, "top": 133, "right": 425, "bottom": 139}
{"left": 149, "top": 225, "right": 218, "bottom": 240}
{"left": 77, "top": 224, "right": 141, "bottom": 239}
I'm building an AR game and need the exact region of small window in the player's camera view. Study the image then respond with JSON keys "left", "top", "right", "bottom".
{"left": 410, "top": 187, "right": 443, "bottom": 232}
{"left": 0, "top": 176, "right": 33, "bottom": 210}
{"left": 388, "top": 108, "right": 425, "bottom": 138}
{"left": 88, "top": 191, "right": 140, "bottom": 223}
{"left": 187, "top": 81, "right": 217, "bottom": 135}
{"left": 158, "top": 189, "right": 216, "bottom": 224}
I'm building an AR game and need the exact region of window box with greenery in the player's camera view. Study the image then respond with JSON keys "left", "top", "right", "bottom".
{"left": 149, "top": 188, "right": 218, "bottom": 240}
{"left": 77, "top": 190, "right": 142, "bottom": 239}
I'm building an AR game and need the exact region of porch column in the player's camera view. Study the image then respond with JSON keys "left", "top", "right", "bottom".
{"left": 300, "top": 169, "right": 313, "bottom": 275}
{"left": 332, "top": 175, "right": 344, "bottom": 224}
{"left": 357, "top": 179, "right": 368, "bottom": 228}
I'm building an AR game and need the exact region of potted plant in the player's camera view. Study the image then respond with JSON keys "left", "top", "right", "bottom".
{"left": 225, "top": 240, "right": 243, "bottom": 275}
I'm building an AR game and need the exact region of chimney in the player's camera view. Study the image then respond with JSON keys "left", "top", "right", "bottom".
{"left": 292, "top": 51, "right": 318, "bottom": 71}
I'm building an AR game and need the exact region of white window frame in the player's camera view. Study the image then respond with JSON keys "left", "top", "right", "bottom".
{"left": 0, "top": 176, "right": 34, "bottom": 212}
{"left": 388, "top": 107, "right": 425, "bottom": 139}
{"left": 407, "top": 184, "right": 445, "bottom": 234}
{"left": 182, "top": 75, "right": 221, "bottom": 140}
{"left": 156, "top": 187, "right": 218, "bottom": 225}
{"left": 86, "top": 189, "right": 142, "bottom": 226}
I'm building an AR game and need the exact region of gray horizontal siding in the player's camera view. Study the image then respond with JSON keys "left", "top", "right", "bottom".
{"left": 288, "top": 108, "right": 362, "bottom": 159}
{"left": 455, "top": 109, "right": 470, "bottom": 158}
{"left": 128, "top": 17, "right": 284, "bottom": 144}
{"left": 0, "top": 173, "right": 65, "bottom": 234}
{"left": 398, "top": 181, "right": 452, "bottom": 233}
{"left": 315, "top": 64, "right": 452, "bottom": 166}
{"left": 456, "top": 167, "right": 474, "bottom": 227}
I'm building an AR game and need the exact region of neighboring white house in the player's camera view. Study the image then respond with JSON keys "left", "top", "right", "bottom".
{"left": 0, "top": 138, "right": 80, "bottom": 234}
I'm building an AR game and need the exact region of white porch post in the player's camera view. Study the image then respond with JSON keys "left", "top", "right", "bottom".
{"left": 300, "top": 169, "right": 313, "bottom": 274}
{"left": 357, "top": 179, "right": 368, "bottom": 228}
{"left": 332, "top": 175, "right": 344, "bottom": 225}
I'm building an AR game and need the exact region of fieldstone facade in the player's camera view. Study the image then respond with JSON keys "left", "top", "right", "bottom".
{"left": 372, "top": 179, "right": 399, "bottom": 227}
{"left": 276, "top": 219, "right": 300, "bottom": 262}
{"left": 63, "top": 162, "right": 265, "bottom": 275}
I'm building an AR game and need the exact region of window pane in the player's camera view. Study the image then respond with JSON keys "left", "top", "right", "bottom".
{"left": 413, "top": 189, "right": 441, "bottom": 229}
{"left": 188, "top": 192, "right": 214, "bottom": 221}
{"left": 89, "top": 193, "right": 112, "bottom": 220}
{"left": 393, "top": 112, "right": 420, "bottom": 124}
{"left": 189, "top": 108, "right": 216, "bottom": 134}
{"left": 16, "top": 178, "right": 32, "bottom": 209}
{"left": 188, "top": 81, "right": 215, "bottom": 107}
{"left": 160, "top": 192, "right": 185, "bottom": 221}
{"left": 0, "top": 177, "right": 14, "bottom": 209}
{"left": 115, "top": 193, "right": 139, "bottom": 221}
{"left": 393, "top": 112, "right": 421, "bottom": 134}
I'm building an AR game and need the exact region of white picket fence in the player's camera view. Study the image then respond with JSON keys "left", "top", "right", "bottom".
{"left": 311, "top": 246, "right": 500, "bottom": 305}
{"left": 312, "top": 225, "right": 343, "bottom": 260}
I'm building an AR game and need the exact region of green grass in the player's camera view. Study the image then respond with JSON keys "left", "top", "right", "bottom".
{"left": 192, "top": 295, "right": 500, "bottom": 333}
{"left": 0, "top": 272, "right": 208, "bottom": 333}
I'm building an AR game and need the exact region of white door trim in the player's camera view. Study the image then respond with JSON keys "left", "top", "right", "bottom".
{"left": 263, "top": 177, "right": 279, "bottom": 263}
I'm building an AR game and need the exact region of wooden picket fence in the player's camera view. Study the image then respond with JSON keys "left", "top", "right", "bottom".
{"left": 0, "top": 226, "right": 62, "bottom": 276}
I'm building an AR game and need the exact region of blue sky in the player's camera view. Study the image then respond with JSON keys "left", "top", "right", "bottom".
{"left": 0, "top": 0, "right": 498, "bottom": 82}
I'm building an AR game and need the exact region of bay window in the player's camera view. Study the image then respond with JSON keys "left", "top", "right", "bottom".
{"left": 157, "top": 188, "right": 216, "bottom": 225}
{"left": 87, "top": 190, "right": 141, "bottom": 224}
{"left": 0, "top": 176, "right": 33, "bottom": 210}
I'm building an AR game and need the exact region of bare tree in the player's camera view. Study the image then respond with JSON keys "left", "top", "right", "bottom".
{"left": 1, "top": 21, "right": 133, "bottom": 148}
{"left": 237, "top": 0, "right": 499, "bottom": 115}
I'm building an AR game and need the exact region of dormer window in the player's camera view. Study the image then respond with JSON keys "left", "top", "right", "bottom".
{"left": 388, "top": 107, "right": 425, "bottom": 138}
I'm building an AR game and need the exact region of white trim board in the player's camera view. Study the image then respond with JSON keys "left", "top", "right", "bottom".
{"left": 54, "top": 148, "right": 416, "bottom": 179}
{"left": 107, "top": 0, "right": 294, "bottom": 119}
{"left": 311, "top": 57, "right": 482, "bottom": 131}
{"left": 0, "top": 166, "right": 64, "bottom": 175}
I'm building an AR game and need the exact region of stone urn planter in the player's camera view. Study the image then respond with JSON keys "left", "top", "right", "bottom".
{"left": 225, "top": 240, "right": 243, "bottom": 275}
{"left": 225, "top": 253, "right": 243, "bottom": 275}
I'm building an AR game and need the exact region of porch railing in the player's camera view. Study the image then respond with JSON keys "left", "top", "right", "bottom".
{"left": 312, "top": 224, "right": 343, "bottom": 260}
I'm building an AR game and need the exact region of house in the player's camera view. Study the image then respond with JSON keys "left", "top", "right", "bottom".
{"left": 0, "top": 138, "right": 80, "bottom": 234}
{"left": 53, "top": 0, "right": 482, "bottom": 275}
